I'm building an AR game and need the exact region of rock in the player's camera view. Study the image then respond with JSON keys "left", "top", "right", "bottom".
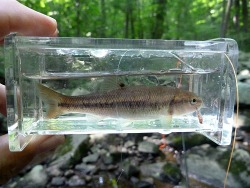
{"left": 51, "top": 177, "right": 66, "bottom": 186}
{"left": 51, "top": 135, "right": 91, "bottom": 168}
{"left": 82, "top": 153, "right": 99, "bottom": 163}
{"left": 228, "top": 149, "right": 250, "bottom": 186}
{"left": 183, "top": 154, "right": 238, "bottom": 188}
{"left": 140, "top": 162, "right": 181, "bottom": 184}
{"left": 182, "top": 145, "right": 244, "bottom": 188}
{"left": 46, "top": 165, "right": 62, "bottom": 177}
{"left": 20, "top": 165, "right": 48, "bottom": 188}
{"left": 66, "top": 175, "right": 86, "bottom": 187}
{"left": 75, "top": 163, "right": 97, "bottom": 175}
{"left": 124, "top": 140, "right": 136, "bottom": 148}
{"left": 107, "top": 164, "right": 118, "bottom": 171}
{"left": 134, "top": 180, "right": 154, "bottom": 188}
{"left": 138, "top": 141, "right": 159, "bottom": 154}
{"left": 90, "top": 143, "right": 103, "bottom": 153}
{"left": 167, "top": 133, "right": 215, "bottom": 150}
{"left": 130, "top": 176, "right": 140, "bottom": 184}
{"left": 64, "top": 169, "right": 75, "bottom": 178}
{"left": 70, "top": 135, "right": 91, "bottom": 165}
{"left": 102, "top": 153, "right": 113, "bottom": 165}
{"left": 238, "top": 51, "right": 250, "bottom": 71}
{"left": 162, "top": 162, "right": 182, "bottom": 184}
{"left": 238, "top": 82, "right": 250, "bottom": 105}
{"left": 237, "top": 70, "right": 250, "bottom": 82}
{"left": 122, "top": 159, "right": 140, "bottom": 177}
{"left": 110, "top": 149, "right": 129, "bottom": 163}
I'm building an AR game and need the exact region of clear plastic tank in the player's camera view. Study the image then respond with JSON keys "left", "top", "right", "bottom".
{"left": 4, "top": 34, "right": 238, "bottom": 151}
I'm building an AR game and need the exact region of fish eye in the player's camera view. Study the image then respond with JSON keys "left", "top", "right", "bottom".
{"left": 190, "top": 98, "right": 197, "bottom": 105}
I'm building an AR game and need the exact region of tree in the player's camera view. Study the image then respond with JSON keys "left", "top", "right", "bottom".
{"left": 17, "top": 0, "right": 250, "bottom": 51}
{"left": 151, "top": 0, "right": 167, "bottom": 39}
{"left": 221, "top": 0, "right": 233, "bottom": 37}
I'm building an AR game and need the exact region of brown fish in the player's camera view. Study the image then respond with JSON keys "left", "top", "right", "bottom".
{"left": 37, "top": 83, "right": 203, "bottom": 119}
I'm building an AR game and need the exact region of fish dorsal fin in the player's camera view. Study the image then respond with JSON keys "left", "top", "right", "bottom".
{"left": 99, "top": 77, "right": 126, "bottom": 93}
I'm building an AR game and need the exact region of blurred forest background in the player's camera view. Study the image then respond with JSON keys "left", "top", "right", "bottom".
{"left": 19, "top": 0, "right": 249, "bottom": 50}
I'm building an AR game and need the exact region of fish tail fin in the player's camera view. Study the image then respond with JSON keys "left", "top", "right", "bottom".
{"left": 36, "top": 83, "right": 65, "bottom": 118}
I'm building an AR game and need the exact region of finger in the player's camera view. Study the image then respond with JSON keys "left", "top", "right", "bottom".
{"left": 0, "top": 134, "right": 65, "bottom": 185}
{"left": 0, "top": 0, "right": 58, "bottom": 42}
{"left": 0, "top": 84, "right": 6, "bottom": 116}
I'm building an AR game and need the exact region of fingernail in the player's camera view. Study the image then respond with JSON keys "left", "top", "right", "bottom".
{"left": 53, "top": 29, "right": 59, "bottom": 37}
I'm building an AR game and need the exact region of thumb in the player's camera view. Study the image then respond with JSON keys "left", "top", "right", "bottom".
{"left": 0, "top": 0, "right": 58, "bottom": 42}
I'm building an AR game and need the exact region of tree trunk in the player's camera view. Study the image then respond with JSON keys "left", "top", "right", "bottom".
{"left": 125, "top": 0, "right": 130, "bottom": 38}
{"left": 152, "top": 0, "right": 167, "bottom": 39}
{"left": 242, "top": 0, "right": 248, "bottom": 32}
{"left": 234, "top": 0, "right": 240, "bottom": 33}
{"left": 76, "top": 0, "right": 81, "bottom": 37}
{"left": 100, "top": 0, "right": 106, "bottom": 37}
{"left": 136, "top": 0, "right": 144, "bottom": 38}
{"left": 130, "top": 6, "right": 135, "bottom": 38}
{"left": 220, "top": 0, "right": 232, "bottom": 37}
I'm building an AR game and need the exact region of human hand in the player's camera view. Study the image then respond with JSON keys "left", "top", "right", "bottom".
{"left": 0, "top": 0, "right": 64, "bottom": 184}
{"left": 0, "top": 0, "right": 58, "bottom": 44}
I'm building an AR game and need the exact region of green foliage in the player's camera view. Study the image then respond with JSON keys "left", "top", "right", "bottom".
{"left": 163, "top": 162, "right": 182, "bottom": 182}
{"left": 17, "top": 0, "right": 250, "bottom": 51}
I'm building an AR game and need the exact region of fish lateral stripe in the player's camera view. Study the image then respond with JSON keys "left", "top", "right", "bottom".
{"left": 58, "top": 97, "right": 169, "bottom": 110}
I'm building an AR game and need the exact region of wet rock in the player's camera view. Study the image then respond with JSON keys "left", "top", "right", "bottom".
{"left": 237, "top": 70, "right": 250, "bottom": 82}
{"left": 110, "top": 150, "right": 129, "bottom": 163}
{"left": 183, "top": 154, "right": 238, "bottom": 188}
{"left": 234, "top": 128, "right": 245, "bottom": 141}
{"left": 238, "top": 51, "right": 250, "bottom": 71}
{"left": 140, "top": 162, "right": 181, "bottom": 184}
{"left": 134, "top": 180, "right": 154, "bottom": 188}
{"left": 107, "top": 164, "right": 118, "bottom": 171}
{"left": 90, "top": 174, "right": 132, "bottom": 187}
{"left": 85, "top": 175, "right": 92, "bottom": 182}
{"left": 64, "top": 169, "right": 74, "bottom": 178}
{"left": 167, "top": 133, "right": 215, "bottom": 150}
{"left": 51, "top": 177, "right": 66, "bottom": 186}
{"left": 90, "top": 143, "right": 103, "bottom": 153}
{"left": 51, "top": 135, "right": 91, "bottom": 168}
{"left": 130, "top": 177, "right": 140, "bottom": 185}
{"left": 162, "top": 162, "right": 182, "bottom": 184}
{"left": 238, "top": 82, "right": 250, "bottom": 105}
{"left": 20, "top": 165, "right": 48, "bottom": 188}
{"left": 66, "top": 175, "right": 86, "bottom": 187}
{"left": 122, "top": 159, "right": 140, "bottom": 177}
{"left": 182, "top": 145, "right": 242, "bottom": 188}
{"left": 82, "top": 153, "right": 99, "bottom": 163}
{"left": 227, "top": 149, "right": 250, "bottom": 187}
{"left": 102, "top": 153, "right": 113, "bottom": 165}
{"left": 124, "top": 140, "right": 136, "bottom": 148}
{"left": 46, "top": 165, "right": 62, "bottom": 177}
{"left": 75, "top": 163, "right": 97, "bottom": 175}
{"left": 70, "top": 135, "right": 91, "bottom": 165}
{"left": 5, "top": 131, "right": 250, "bottom": 188}
{"left": 138, "top": 141, "right": 159, "bottom": 154}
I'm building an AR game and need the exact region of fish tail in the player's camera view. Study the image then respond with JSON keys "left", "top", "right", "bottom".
{"left": 36, "top": 83, "right": 65, "bottom": 118}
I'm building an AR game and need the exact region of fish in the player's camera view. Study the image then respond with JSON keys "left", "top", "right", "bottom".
{"left": 36, "top": 83, "right": 203, "bottom": 120}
